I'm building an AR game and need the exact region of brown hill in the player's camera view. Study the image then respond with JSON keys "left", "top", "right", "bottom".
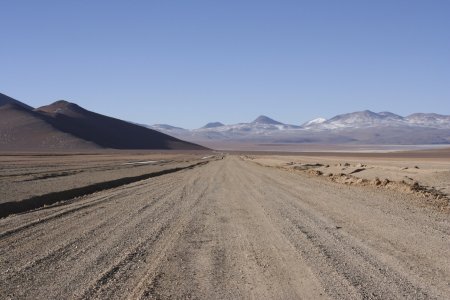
{"left": 0, "top": 103, "right": 97, "bottom": 150}
{"left": 0, "top": 94, "right": 207, "bottom": 151}
{"left": 35, "top": 100, "right": 206, "bottom": 150}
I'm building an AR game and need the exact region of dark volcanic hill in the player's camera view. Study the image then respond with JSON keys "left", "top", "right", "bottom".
{"left": 0, "top": 103, "right": 97, "bottom": 150}
{"left": 0, "top": 93, "right": 206, "bottom": 151}
{"left": 35, "top": 100, "right": 206, "bottom": 150}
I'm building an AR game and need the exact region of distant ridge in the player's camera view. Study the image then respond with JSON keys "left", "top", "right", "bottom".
{"left": 2, "top": 91, "right": 449, "bottom": 148}
{"left": 314, "top": 110, "right": 450, "bottom": 130}
{"left": 251, "top": 115, "right": 283, "bottom": 125}
{"left": 202, "top": 122, "right": 224, "bottom": 129}
{"left": 148, "top": 110, "right": 450, "bottom": 145}
{"left": 152, "top": 124, "right": 186, "bottom": 131}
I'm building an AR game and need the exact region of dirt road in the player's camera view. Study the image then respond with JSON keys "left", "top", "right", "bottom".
{"left": 1, "top": 156, "right": 449, "bottom": 299}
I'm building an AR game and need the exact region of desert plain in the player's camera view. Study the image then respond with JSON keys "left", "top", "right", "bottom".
{"left": 1, "top": 148, "right": 449, "bottom": 299}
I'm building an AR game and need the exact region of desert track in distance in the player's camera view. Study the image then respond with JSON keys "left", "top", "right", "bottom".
{"left": 1, "top": 153, "right": 449, "bottom": 299}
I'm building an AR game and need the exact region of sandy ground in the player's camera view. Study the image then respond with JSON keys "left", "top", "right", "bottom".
{"left": 244, "top": 154, "right": 450, "bottom": 211}
{"left": 0, "top": 153, "right": 210, "bottom": 204}
{"left": 1, "top": 154, "right": 449, "bottom": 299}
{"left": 198, "top": 141, "right": 450, "bottom": 153}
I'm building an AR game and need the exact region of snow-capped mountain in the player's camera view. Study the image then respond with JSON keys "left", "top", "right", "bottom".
{"left": 311, "top": 110, "right": 450, "bottom": 130}
{"left": 146, "top": 110, "right": 450, "bottom": 145}
{"left": 301, "top": 117, "right": 326, "bottom": 127}
{"left": 193, "top": 116, "right": 301, "bottom": 136}
{"left": 314, "top": 110, "right": 405, "bottom": 129}
{"left": 147, "top": 124, "right": 190, "bottom": 136}
{"left": 405, "top": 113, "right": 450, "bottom": 128}
{"left": 148, "top": 115, "right": 301, "bottom": 140}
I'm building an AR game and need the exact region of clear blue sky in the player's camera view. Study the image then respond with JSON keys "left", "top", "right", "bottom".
{"left": 1, "top": 1, "right": 449, "bottom": 128}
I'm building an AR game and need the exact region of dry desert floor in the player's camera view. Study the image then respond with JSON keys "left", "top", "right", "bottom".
{"left": 1, "top": 152, "right": 449, "bottom": 299}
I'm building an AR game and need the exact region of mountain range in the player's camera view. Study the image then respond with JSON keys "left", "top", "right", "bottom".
{"left": 0, "top": 93, "right": 206, "bottom": 151}
{"left": 147, "top": 111, "right": 450, "bottom": 145}
{"left": 1, "top": 91, "right": 449, "bottom": 149}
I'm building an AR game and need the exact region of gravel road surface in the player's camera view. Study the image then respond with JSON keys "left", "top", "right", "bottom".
{"left": 1, "top": 156, "right": 449, "bottom": 299}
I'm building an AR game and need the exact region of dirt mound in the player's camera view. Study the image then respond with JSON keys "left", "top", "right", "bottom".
{"left": 306, "top": 168, "right": 449, "bottom": 211}
{"left": 242, "top": 156, "right": 450, "bottom": 211}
